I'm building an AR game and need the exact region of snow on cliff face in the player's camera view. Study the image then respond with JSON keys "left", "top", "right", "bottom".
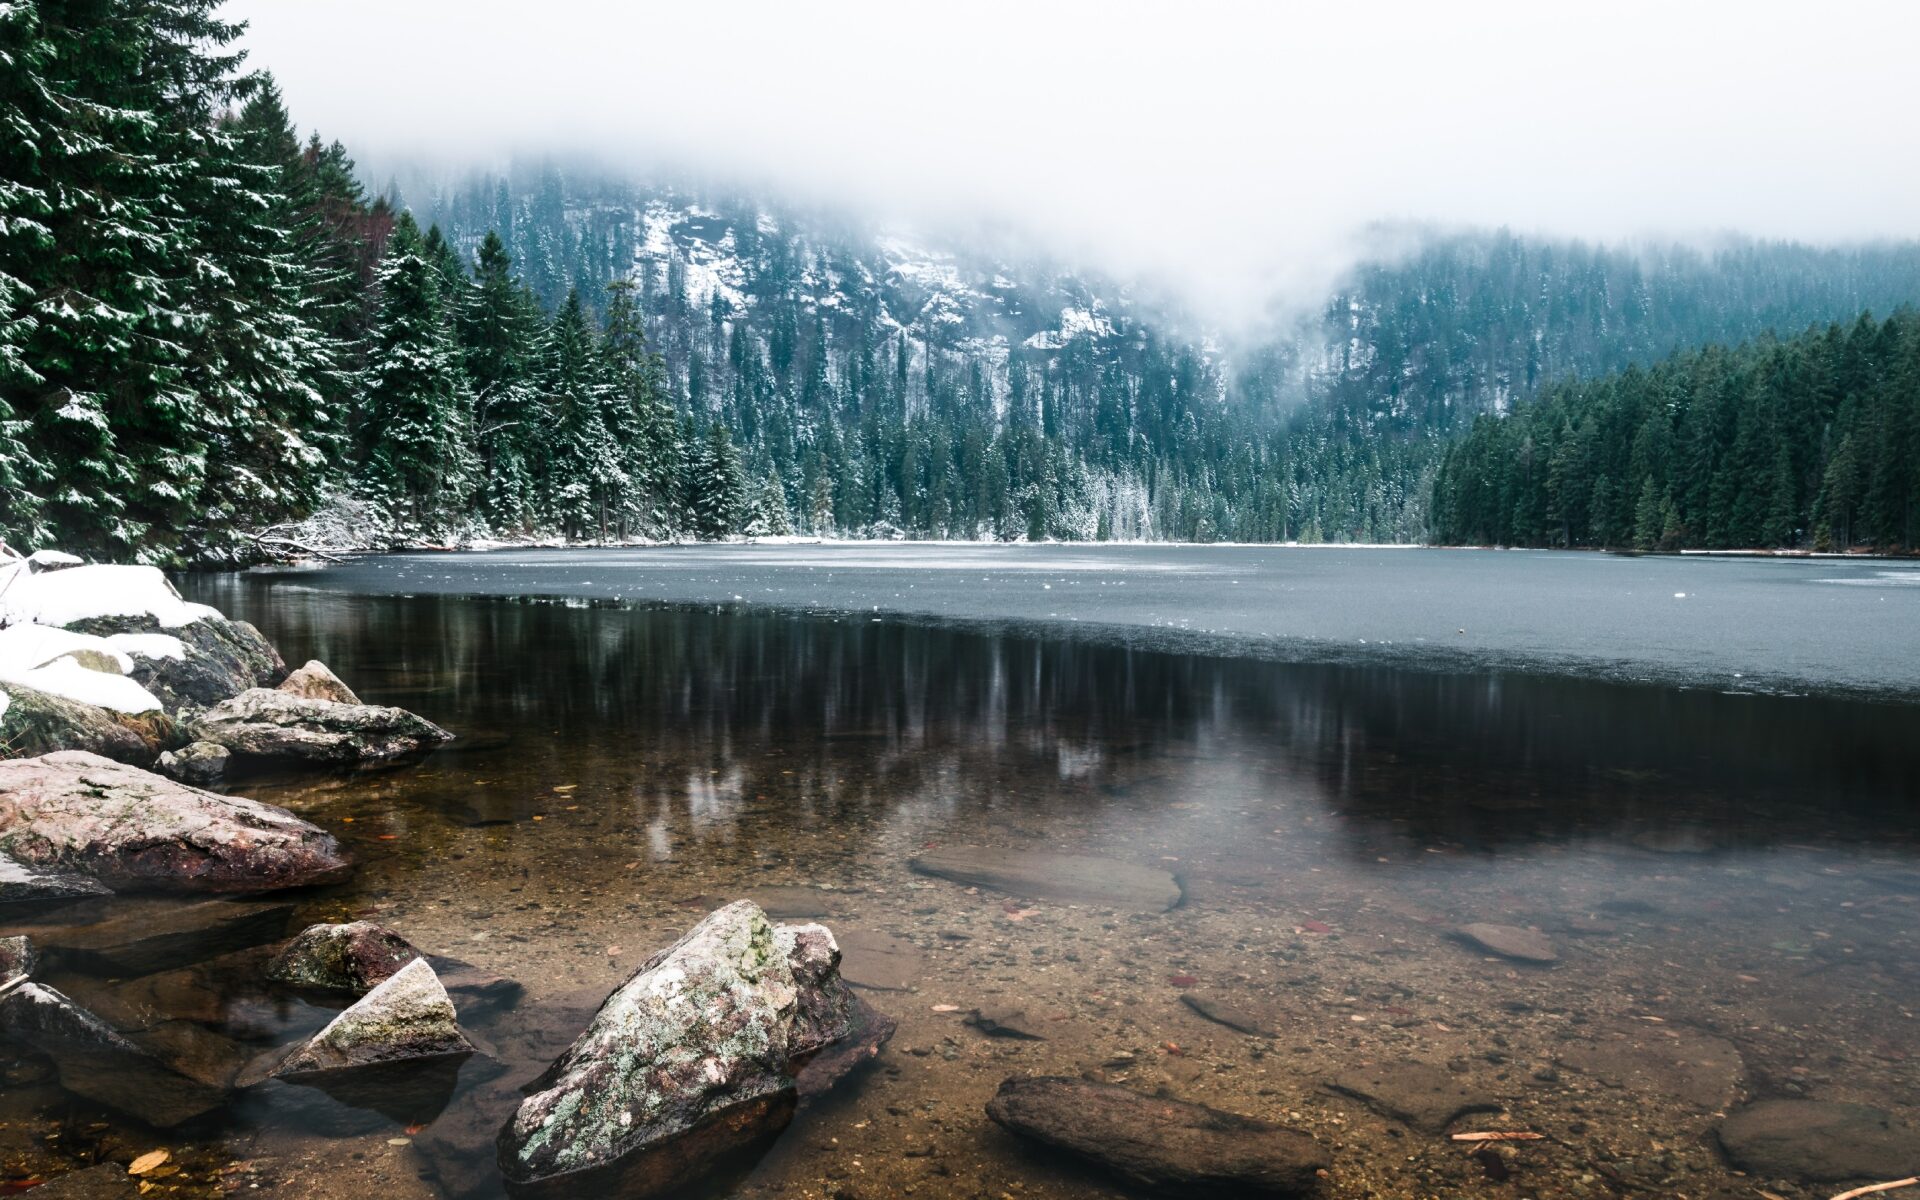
{"left": 629, "top": 190, "right": 1131, "bottom": 354}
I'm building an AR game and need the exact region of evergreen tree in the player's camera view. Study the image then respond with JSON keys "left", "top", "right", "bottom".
{"left": 540, "top": 289, "right": 623, "bottom": 539}
{"left": 360, "top": 213, "right": 475, "bottom": 533}
{"left": 459, "top": 230, "right": 544, "bottom": 531}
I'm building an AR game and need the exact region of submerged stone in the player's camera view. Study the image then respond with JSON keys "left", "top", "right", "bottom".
{"left": 832, "top": 927, "right": 923, "bottom": 991}
{"left": 1181, "top": 990, "right": 1280, "bottom": 1038}
{"left": 0, "top": 751, "right": 350, "bottom": 893}
{"left": 965, "top": 1004, "right": 1045, "bottom": 1039}
{"left": 1715, "top": 1099, "right": 1916, "bottom": 1182}
{"left": 0, "top": 981, "right": 227, "bottom": 1127}
{"left": 986, "top": 1075, "right": 1330, "bottom": 1197}
{"left": 22, "top": 1163, "right": 139, "bottom": 1199}
{"left": 1557, "top": 1021, "right": 1746, "bottom": 1110}
{"left": 1326, "top": 1062, "right": 1503, "bottom": 1134}
{"left": 908, "top": 846, "right": 1182, "bottom": 912}
{"left": 191, "top": 688, "right": 452, "bottom": 765}
{"left": 1454, "top": 922, "right": 1558, "bottom": 964}
{"left": 44, "top": 899, "right": 295, "bottom": 977}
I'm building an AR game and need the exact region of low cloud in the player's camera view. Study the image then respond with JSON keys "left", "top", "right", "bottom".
{"left": 226, "top": 0, "right": 1920, "bottom": 330}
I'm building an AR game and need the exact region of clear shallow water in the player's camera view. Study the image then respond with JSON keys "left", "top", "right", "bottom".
{"left": 2, "top": 555, "right": 1918, "bottom": 1200}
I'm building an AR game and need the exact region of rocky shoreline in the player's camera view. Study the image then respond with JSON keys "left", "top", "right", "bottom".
{"left": 0, "top": 551, "right": 916, "bottom": 1198}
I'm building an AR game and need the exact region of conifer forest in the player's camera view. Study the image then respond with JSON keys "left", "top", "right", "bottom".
{"left": 4, "top": 0, "right": 1919, "bottom": 562}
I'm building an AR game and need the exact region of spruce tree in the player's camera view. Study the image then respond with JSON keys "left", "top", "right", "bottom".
{"left": 360, "top": 213, "right": 475, "bottom": 534}
{"left": 459, "top": 230, "right": 544, "bottom": 531}
{"left": 540, "top": 289, "right": 623, "bottom": 539}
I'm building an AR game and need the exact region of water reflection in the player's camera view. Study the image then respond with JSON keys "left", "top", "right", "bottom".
{"left": 2, "top": 578, "right": 1912, "bottom": 1200}
{"left": 188, "top": 578, "right": 1920, "bottom": 861}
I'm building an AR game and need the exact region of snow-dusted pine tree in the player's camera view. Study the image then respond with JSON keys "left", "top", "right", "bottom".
{"left": 360, "top": 213, "right": 476, "bottom": 536}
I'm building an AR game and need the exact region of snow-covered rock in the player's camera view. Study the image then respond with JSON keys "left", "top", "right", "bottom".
{"left": 0, "top": 620, "right": 164, "bottom": 713}
{"left": 0, "top": 561, "right": 219, "bottom": 631}
{"left": 0, "top": 680, "right": 174, "bottom": 763}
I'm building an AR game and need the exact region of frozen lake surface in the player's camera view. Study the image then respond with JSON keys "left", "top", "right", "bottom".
{"left": 263, "top": 544, "right": 1920, "bottom": 697}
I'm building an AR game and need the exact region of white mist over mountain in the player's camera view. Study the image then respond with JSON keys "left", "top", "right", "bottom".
{"left": 223, "top": 0, "right": 1920, "bottom": 330}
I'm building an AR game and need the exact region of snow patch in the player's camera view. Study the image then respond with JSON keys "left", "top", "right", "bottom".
{"left": 0, "top": 658, "right": 161, "bottom": 714}
{"left": 0, "top": 562, "right": 219, "bottom": 630}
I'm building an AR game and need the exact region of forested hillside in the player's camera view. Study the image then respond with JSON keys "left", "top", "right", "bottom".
{"left": 4, "top": 0, "right": 1918, "bottom": 563}
{"left": 1431, "top": 310, "right": 1920, "bottom": 550}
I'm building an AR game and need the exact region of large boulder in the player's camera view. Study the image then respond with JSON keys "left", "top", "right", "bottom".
{"left": 0, "top": 980, "right": 228, "bottom": 1127}
{"left": 986, "top": 1076, "right": 1330, "bottom": 1197}
{"left": 0, "top": 680, "right": 175, "bottom": 764}
{"left": 0, "top": 751, "right": 351, "bottom": 894}
{"left": 496, "top": 902, "right": 867, "bottom": 1200}
{"left": 190, "top": 688, "right": 452, "bottom": 765}
{"left": 65, "top": 614, "right": 287, "bottom": 712}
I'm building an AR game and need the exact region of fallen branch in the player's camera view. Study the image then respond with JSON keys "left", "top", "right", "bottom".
{"left": 1831, "top": 1179, "right": 1920, "bottom": 1200}
{"left": 249, "top": 533, "right": 348, "bottom": 563}
{"left": 1451, "top": 1131, "right": 1545, "bottom": 1143}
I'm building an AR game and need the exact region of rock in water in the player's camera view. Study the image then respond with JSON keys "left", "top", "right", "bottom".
{"left": 46, "top": 899, "right": 295, "bottom": 976}
{"left": 264, "top": 921, "right": 523, "bottom": 1018}
{"left": 274, "top": 958, "right": 475, "bottom": 1077}
{"left": 1, "top": 933, "right": 37, "bottom": 978}
{"left": 1715, "top": 1099, "right": 1916, "bottom": 1182}
{"left": 0, "top": 751, "right": 350, "bottom": 893}
{"left": 20, "top": 1163, "right": 139, "bottom": 1199}
{"left": 191, "top": 688, "right": 452, "bottom": 765}
{"left": 1454, "top": 923, "right": 1558, "bottom": 964}
{"left": 794, "top": 994, "right": 895, "bottom": 1101}
{"left": 908, "top": 847, "right": 1182, "bottom": 912}
{"left": 1327, "top": 1062, "right": 1502, "bottom": 1134}
{"left": 985, "top": 1076, "right": 1329, "bottom": 1197}
{"left": 497, "top": 902, "right": 867, "bottom": 1200}
{"left": 1181, "top": 990, "right": 1280, "bottom": 1038}
{"left": 0, "top": 981, "right": 227, "bottom": 1127}
{"left": 0, "top": 850, "right": 112, "bottom": 908}
{"left": 966, "top": 1005, "right": 1045, "bottom": 1040}
{"left": 268, "top": 921, "right": 421, "bottom": 992}
{"left": 277, "top": 660, "right": 361, "bottom": 705}
{"left": 154, "top": 740, "right": 229, "bottom": 786}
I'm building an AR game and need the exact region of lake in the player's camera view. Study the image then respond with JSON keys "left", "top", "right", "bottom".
{"left": 5, "top": 544, "right": 1919, "bottom": 1199}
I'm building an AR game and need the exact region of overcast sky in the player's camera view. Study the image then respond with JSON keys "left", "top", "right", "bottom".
{"left": 224, "top": 0, "right": 1920, "bottom": 325}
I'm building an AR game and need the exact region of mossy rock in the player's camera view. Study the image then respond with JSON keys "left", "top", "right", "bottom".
{"left": 0, "top": 682, "right": 178, "bottom": 764}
